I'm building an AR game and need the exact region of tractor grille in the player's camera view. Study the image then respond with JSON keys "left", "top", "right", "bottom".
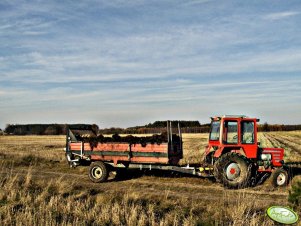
{"left": 262, "top": 148, "right": 284, "bottom": 167}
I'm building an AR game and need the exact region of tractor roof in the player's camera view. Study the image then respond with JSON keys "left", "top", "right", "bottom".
{"left": 211, "top": 115, "right": 259, "bottom": 121}
{"left": 222, "top": 115, "right": 247, "bottom": 118}
{"left": 212, "top": 115, "right": 247, "bottom": 119}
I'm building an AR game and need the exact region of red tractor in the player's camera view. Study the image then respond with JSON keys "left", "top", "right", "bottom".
{"left": 204, "top": 115, "right": 288, "bottom": 188}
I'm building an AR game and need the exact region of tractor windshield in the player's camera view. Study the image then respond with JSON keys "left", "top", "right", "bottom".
{"left": 209, "top": 121, "right": 220, "bottom": 141}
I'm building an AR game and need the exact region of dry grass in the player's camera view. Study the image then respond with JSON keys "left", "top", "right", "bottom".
{"left": 181, "top": 133, "right": 208, "bottom": 165}
{"left": 0, "top": 132, "right": 300, "bottom": 225}
{"left": 0, "top": 135, "right": 65, "bottom": 162}
{"left": 0, "top": 166, "right": 279, "bottom": 226}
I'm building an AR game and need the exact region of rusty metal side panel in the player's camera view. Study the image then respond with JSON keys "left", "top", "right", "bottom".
{"left": 90, "top": 154, "right": 169, "bottom": 164}
{"left": 94, "top": 143, "right": 129, "bottom": 151}
{"left": 69, "top": 143, "right": 91, "bottom": 150}
{"left": 69, "top": 141, "right": 181, "bottom": 165}
{"left": 131, "top": 143, "right": 168, "bottom": 152}
{"left": 70, "top": 143, "right": 129, "bottom": 151}
{"left": 69, "top": 142, "right": 168, "bottom": 152}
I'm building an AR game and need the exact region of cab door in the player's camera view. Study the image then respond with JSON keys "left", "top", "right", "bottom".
{"left": 240, "top": 120, "right": 257, "bottom": 158}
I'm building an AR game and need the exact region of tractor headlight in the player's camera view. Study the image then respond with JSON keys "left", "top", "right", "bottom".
{"left": 261, "top": 154, "right": 271, "bottom": 161}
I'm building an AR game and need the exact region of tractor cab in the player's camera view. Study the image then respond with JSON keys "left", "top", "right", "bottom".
{"left": 206, "top": 115, "right": 259, "bottom": 160}
{"left": 205, "top": 115, "right": 286, "bottom": 189}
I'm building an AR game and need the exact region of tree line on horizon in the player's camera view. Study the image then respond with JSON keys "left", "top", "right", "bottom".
{"left": 2, "top": 121, "right": 301, "bottom": 135}
{"left": 3, "top": 124, "right": 99, "bottom": 135}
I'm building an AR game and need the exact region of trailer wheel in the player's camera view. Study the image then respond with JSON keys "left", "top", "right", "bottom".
{"left": 218, "top": 153, "right": 252, "bottom": 189}
{"left": 271, "top": 168, "right": 289, "bottom": 187}
{"left": 89, "top": 161, "right": 109, "bottom": 183}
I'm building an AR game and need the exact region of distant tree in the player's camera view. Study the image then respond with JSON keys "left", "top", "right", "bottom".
{"left": 44, "top": 125, "right": 59, "bottom": 135}
{"left": 4, "top": 124, "right": 12, "bottom": 134}
{"left": 4, "top": 124, "right": 98, "bottom": 135}
{"left": 262, "top": 122, "right": 269, "bottom": 132}
{"left": 91, "top": 124, "right": 99, "bottom": 134}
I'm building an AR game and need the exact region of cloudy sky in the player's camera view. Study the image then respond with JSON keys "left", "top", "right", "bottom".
{"left": 1, "top": 0, "right": 301, "bottom": 129}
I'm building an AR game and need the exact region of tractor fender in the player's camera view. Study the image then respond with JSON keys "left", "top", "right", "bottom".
{"left": 231, "top": 148, "right": 246, "bottom": 157}
{"left": 214, "top": 148, "right": 246, "bottom": 158}
{"left": 213, "top": 148, "right": 223, "bottom": 158}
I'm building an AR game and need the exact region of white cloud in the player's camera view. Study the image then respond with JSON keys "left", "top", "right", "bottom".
{"left": 182, "top": 0, "right": 212, "bottom": 6}
{"left": 263, "top": 11, "right": 300, "bottom": 21}
{"left": 2, "top": 46, "right": 301, "bottom": 85}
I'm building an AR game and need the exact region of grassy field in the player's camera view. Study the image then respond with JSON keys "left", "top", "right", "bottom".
{"left": 0, "top": 132, "right": 300, "bottom": 225}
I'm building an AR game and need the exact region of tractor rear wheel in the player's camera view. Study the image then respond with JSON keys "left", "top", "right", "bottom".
{"left": 213, "top": 157, "right": 224, "bottom": 182}
{"left": 217, "top": 153, "right": 252, "bottom": 189}
{"left": 271, "top": 168, "right": 289, "bottom": 187}
{"left": 89, "top": 161, "right": 109, "bottom": 183}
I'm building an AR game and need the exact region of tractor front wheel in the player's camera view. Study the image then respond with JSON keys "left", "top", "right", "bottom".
{"left": 89, "top": 161, "right": 109, "bottom": 183}
{"left": 271, "top": 168, "right": 289, "bottom": 187}
{"left": 218, "top": 153, "right": 252, "bottom": 189}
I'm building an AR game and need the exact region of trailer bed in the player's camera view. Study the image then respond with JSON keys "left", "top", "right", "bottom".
{"left": 66, "top": 124, "right": 183, "bottom": 166}
{"left": 68, "top": 141, "right": 182, "bottom": 165}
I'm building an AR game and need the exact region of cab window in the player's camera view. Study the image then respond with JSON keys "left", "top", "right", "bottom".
{"left": 223, "top": 121, "right": 238, "bottom": 144}
{"left": 209, "top": 121, "right": 220, "bottom": 141}
{"left": 241, "top": 121, "right": 254, "bottom": 144}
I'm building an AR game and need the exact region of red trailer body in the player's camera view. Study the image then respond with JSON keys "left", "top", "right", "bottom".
{"left": 66, "top": 123, "right": 183, "bottom": 169}
{"left": 68, "top": 141, "right": 182, "bottom": 165}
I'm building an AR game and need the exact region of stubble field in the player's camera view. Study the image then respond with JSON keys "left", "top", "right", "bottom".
{"left": 0, "top": 132, "right": 301, "bottom": 225}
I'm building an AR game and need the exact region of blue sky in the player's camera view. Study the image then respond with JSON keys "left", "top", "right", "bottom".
{"left": 1, "top": 0, "right": 301, "bottom": 129}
